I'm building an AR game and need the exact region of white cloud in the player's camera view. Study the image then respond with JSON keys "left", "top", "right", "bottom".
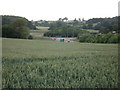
{"left": 0, "top": 0, "right": 119, "bottom": 20}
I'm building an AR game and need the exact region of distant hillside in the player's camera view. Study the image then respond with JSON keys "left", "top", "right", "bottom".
{"left": 33, "top": 16, "right": 119, "bottom": 34}
{"left": 83, "top": 16, "right": 119, "bottom": 33}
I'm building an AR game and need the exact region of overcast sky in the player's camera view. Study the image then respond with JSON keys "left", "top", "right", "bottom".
{"left": 0, "top": 0, "right": 119, "bottom": 21}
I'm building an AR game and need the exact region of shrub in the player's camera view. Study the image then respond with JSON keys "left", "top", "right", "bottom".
{"left": 78, "top": 33, "right": 119, "bottom": 43}
{"left": 28, "top": 35, "right": 33, "bottom": 39}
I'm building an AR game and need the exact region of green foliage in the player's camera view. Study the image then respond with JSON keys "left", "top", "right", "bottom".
{"left": 2, "top": 18, "right": 30, "bottom": 39}
{"left": 28, "top": 35, "right": 33, "bottom": 39}
{"left": 12, "top": 19, "right": 30, "bottom": 38}
{"left": 2, "top": 25, "right": 15, "bottom": 38}
{"left": 2, "top": 38, "right": 118, "bottom": 88}
{"left": 1, "top": 15, "right": 36, "bottom": 29}
{"left": 2, "top": 15, "right": 31, "bottom": 39}
{"left": 33, "top": 16, "right": 118, "bottom": 35}
{"left": 78, "top": 33, "right": 119, "bottom": 43}
{"left": 83, "top": 17, "right": 118, "bottom": 33}
{"left": 108, "top": 34, "right": 118, "bottom": 43}
{"left": 33, "top": 20, "right": 50, "bottom": 27}
{"left": 44, "top": 26, "right": 88, "bottom": 37}
{"left": 48, "top": 21, "right": 66, "bottom": 30}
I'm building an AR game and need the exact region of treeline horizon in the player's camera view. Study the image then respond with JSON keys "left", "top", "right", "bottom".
{"left": 1, "top": 15, "right": 119, "bottom": 21}
{"left": 1, "top": 15, "right": 120, "bottom": 43}
{"left": 33, "top": 16, "right": 119, "bottom": 33}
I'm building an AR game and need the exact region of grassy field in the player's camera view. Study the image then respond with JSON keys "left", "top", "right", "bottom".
{"left": 2, "top": 38, "right": 118, "bottom": 88}
{"left": 30, "top": 29, "right": 49, "bottom": 39}
{"left": 84, "top": 29, "right": 99, "bottom": 33}
{"left": 30, "top": 26, "right": 49, "bottom": 39}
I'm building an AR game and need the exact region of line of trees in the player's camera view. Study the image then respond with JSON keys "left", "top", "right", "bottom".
{"left": 78, "top": 32, "right": 119, "bottom": 43}
{"left": 34, "top": 16, "right": 119, "bottom": 34}
{"left": 44, "top": 26, "right": 89, "bottom": 37}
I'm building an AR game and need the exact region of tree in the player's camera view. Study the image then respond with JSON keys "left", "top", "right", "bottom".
{"left": 87, "top": 24, "right": 93, "bottom": 29}
{"left": 82, "top": 18, "right": 85, "bottom": 21}
{"left": 64, "top": 17, "right": 68, "bottom": 21}
{"left": 2, "top": 18, "right": 30, "bottom": 39}
{"left": 79, "top": 18, "right": 81, "bottom": 22}
{"left": 58, "top": 18, "right": 62, "bottom": 21}
{"left": 73, "top": 18, "right": 79, "bottom": 25}
{"left": 1, "top": 15, "right": 36, "bottom": 29}
{"left": 2, "top": 25, "right": 15, "bottom": 38}
{"left": 12, "top": 18, "right": 30, "bottom": 38}
{"left": 62, "top": 17, "right": 68, "bottom": 21}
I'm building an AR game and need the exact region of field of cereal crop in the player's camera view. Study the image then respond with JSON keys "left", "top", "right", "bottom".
{"left": 2, "top": 38, "right": 118, "bottom": 88}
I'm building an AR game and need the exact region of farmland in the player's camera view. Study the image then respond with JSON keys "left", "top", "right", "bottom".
{"left": 2, "top": 38, "right": 118, "bottom": 88}
{"left": 30, "top": 28, "right": 49, "bottom": 39}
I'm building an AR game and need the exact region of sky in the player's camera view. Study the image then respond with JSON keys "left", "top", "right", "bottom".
{"left": 0, "top": 0, "right": 119, "bottom": 21}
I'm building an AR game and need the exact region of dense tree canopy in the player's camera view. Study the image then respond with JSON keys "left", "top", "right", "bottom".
{"left": 2, "top": 15, "right": 36, "bottom": 30}
{"left": 2, "top": 16, "right": 31, "bottom": 39}
{"left": 44, "top": 26, "right": 89, "bottom": 37}
{"left": 78, "top": 33, "right": 119, "bottom": 43}
{"left": 83, "top": 16, "right": 118, "bottom": 33}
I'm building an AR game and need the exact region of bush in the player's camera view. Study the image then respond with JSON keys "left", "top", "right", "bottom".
{"left": 78, "top": 33, "right": 119, "bottom": 43}
{"left": 28, "top": 35, "right": 33, "bottom": 39}
{"left": 108, "top": 34, "right": 118, "bottom": 43}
